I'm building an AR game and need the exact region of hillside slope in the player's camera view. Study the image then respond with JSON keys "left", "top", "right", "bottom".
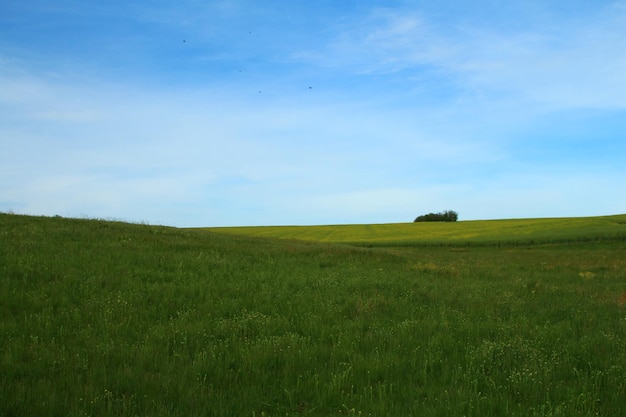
{"left": 2, "top": 213, "right": 626, "bottom": 416}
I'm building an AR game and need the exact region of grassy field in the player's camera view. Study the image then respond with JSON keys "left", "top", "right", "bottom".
{"left": 201, "top": 214, "right": 626, "bottom": 246}
{"left": 1, "top": 213, "right": 626, "bottom": 416}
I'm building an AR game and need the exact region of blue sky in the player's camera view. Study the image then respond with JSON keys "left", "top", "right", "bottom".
{"left": 1, "top": 0, "right": 625, "bottom": 227}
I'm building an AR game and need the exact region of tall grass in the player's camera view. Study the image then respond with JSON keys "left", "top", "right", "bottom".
{"left": 1, "top": 213, "right": 625, "bottom": 416}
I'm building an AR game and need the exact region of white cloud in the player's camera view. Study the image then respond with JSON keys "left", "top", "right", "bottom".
{"left": 3, "top": 63, "right": 619, "bottom": 226}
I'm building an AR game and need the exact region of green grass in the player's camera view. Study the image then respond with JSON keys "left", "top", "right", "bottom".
{"left": 1, "top": 212, "right": 626, "bottom": 416}
{"left": 201, "top": 214, "right": 626, "bottom": 246}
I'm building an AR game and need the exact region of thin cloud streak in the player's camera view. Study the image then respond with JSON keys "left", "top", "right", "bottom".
{"left": 296, "top": 4, "right": 626, "bottom": 109}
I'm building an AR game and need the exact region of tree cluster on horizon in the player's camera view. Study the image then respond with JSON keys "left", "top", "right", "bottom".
{"left": 414, "top": 210, "right": 459, "bottom": 222}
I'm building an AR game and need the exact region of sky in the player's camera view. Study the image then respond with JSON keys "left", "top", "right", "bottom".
{"left": 1, "top": 0, "right": 625, "bottom": 227}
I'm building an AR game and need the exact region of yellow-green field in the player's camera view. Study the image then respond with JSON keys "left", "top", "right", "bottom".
{"left": 201, "top": 214, "right": 626, "bottom": 245}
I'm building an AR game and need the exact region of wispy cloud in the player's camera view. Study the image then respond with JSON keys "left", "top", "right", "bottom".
{"left": 297, "top": 3, "right": 626, "bottom": 109}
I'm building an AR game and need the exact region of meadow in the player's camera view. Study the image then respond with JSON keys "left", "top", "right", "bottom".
{"left": 1, "top": 213, "right": 625, "bottom": 416}
{"left": 202, "top": 215, "right": 626, "bottom": 246}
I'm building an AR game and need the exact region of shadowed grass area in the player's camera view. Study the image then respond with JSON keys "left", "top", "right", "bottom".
{"left": 201, "top": 214, "right": 626, "bottom": 246}
{"left": 1, "top": 213, "right": 625, "bottom": 416}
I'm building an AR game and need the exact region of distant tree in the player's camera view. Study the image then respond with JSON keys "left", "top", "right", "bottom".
{"left": 414, "top": 210, "right": 458, "bottom": 222}
{"left": 442, "top": 210, "right": 458, "bottom": 222}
